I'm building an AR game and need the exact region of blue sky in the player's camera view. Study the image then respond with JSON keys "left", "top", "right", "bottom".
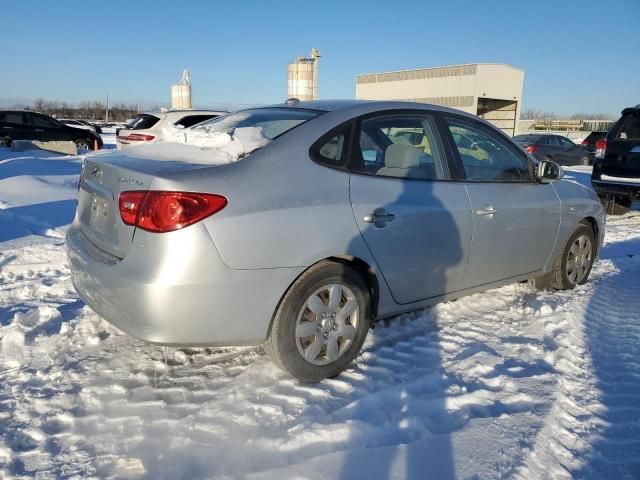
{"left": 3, "top": 0, "right": 639, "bottom": 115}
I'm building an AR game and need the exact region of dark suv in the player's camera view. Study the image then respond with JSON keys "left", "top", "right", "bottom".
{"left": 0, "top": 110, "right": 103, "bottom": 150}
{"left": 591, "top": 105, "right": 640, "bottom": 214}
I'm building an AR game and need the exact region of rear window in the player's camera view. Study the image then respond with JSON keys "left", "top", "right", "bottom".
{"left": 612, "top": 114, "right": 640, "bottom": 141}
{"left": 584, "top": 131, "right": 606, "bottom": 142}
{"left": 194, "top": 108, "right": 322, "bottom": 140}
{"left": 127, "top": 114, "right": 160, "bottom": 130}
{"left": 174, "top": 114, "right": 217, "bottom": 128}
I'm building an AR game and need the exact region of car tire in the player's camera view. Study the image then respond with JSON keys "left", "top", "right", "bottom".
{"left": 0, "top": 137, "right": 10, "bottom": 148}
{"left": 74, "top": 138, "right": 93, "bottom": 151}
{"left": 534, "top": 223, "right": 596, "bottom": 290}
{"left": 600, "top": 195, "right": 630, "bottom": 215}
{"left": 265, "top": 261, "right": 371, "bottom": 382}
{"left": 580, "top": 156, "right": 590, "bottom": 166}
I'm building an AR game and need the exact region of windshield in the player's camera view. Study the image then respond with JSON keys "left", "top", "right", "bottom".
{"left": 193, "top": 108, "right": 322, "bottom": 140}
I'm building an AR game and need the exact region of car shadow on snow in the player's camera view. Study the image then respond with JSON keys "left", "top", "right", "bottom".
{"left": 0, "top": 156, "right": 81, "bottom": 182}
{"left": 337, "top": 176, "right": 461, "bottom": 480}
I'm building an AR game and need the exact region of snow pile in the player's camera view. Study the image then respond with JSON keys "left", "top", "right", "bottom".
{"left": 123, "top": 115, "right": 269, "bottom": 166}
{"left": 2, "top": 152, "right": 640, "bottom": 479}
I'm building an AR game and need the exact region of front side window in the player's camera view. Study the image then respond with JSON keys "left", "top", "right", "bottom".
{"left": 446, "top": 117, "right": 532, "bottom": 182}
{"left": 354, "top": 113, "right": 447, "bottom": 180}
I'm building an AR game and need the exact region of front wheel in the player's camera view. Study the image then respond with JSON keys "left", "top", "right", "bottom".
{"left": 600, "top": 195, "right": 630, "bottom": 215}
{"left": 265, "top": 261, "right": 371, "bottom": 382}
{"left": 534, "top": 223, "right": 596, "bottom": 290}
{"left": 0, "top": 137, "right": 10, "bottom": 148}
{"left": 74, "top": 138, "right": 93, "bottom": 151}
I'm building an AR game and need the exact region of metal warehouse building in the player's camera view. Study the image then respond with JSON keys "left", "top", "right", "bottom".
{"left": 356, "top": 63, "right": 524, "bottom": 136}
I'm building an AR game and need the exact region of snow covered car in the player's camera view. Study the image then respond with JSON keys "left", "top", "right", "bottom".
{"left": 116, "top": 110, "right": 226, "bottom": 149}
{"left": 67, "top": 100, "right": 605, "bottom": 382}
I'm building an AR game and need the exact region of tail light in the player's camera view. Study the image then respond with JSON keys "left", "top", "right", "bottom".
{"left": 118, "top": 133, "right": 156, "bottom": 142}
{"left": 526, "top": 145, "right": 538, "bottom": 154}
{"left": 595, "top": 139, "right": 607, "bottom": 159}
{"left": 119, "top": 191, "right": 227, "bottom": 233}
{"left": 581, "top": 139, "right": 589, "bottom": 146}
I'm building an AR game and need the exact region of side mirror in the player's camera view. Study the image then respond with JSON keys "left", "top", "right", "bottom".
{"left": 537, "top": 159, "right": 563, "bottom": 183}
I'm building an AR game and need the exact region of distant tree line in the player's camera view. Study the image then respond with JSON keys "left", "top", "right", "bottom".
{"left": 521, "top": 108, "right": 615, "bottom": 121}
{"left": 12, "top": 97, "right": 147, "bottom": 122}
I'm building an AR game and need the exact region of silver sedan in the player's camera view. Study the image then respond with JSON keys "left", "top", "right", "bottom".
{"left": 67, "top": 100, "right": 605, "bottom": 382}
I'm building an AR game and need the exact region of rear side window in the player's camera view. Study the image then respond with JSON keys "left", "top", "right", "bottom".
{"left": 30, "top": 115, "right": 61, "bottom": 128}
{"left": 311, "top": 125, "right": 351, "bottom": 167}
{"left": 613, "top": 114, "right": 640, "bottom": 141}
{"left": 174, "top": 114, "right": 217, "bottom": 128}
{"left": 128, "top": 115, "right": 160, "bottom": 130}
{"left": 354, "top": 113, "right": 448, "bottom": 180}
{"left": 557, "top": 136, "right": 575, "bottom": 147}
{"left": 445, "top": 117, "right": 532, "bottom": 182}
{"left": 0, "top": 112, "right": 25, "bottom": 124}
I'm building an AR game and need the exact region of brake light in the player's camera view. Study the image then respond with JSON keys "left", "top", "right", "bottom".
{"left": 118, "top": 191, "right": 227, "bottom": 233}
{"left": 581, "top": 139, "right": 589, "bottom": 146}
{"left": 526, "top": 145, "right": 538, "bottom": 154}
{"left": 118, "top": 133, "right": 156, "bottom": 142}
{"left": 595, "top": 138, "right": 607, "bottom": 159}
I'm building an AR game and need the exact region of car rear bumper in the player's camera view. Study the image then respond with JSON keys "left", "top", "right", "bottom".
{"left": 592, "top": 178, "right": 640, "bottom": 199}
{"left": 67, "top": 223, "right": 302, "bottom": 346}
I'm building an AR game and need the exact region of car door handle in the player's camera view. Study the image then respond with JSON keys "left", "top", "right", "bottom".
{"left": 34, "top": 129, "right": 45, "bottom": 132}
{"left": 476, "top": 205, "right": 497, "bottom": 216}
{"left": 363, "top": 209, "right": 395, "bottom": 224}
{"left": 1, "top": 126, "right": 12, "bottom": 129}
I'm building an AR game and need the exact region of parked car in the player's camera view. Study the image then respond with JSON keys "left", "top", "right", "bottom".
{"left": 67, "top": 100, "right": 604, "bottom": 382}
{"left": 513, "top": 134, "right": 592, "bottom": 166}
{"left": 580, "top": 131, "right": 607, "bottom": 154}
{"left": 0, "top": 110, "right": 103, "bottom": 150}
{"left": 591, "top": 105, "right": 640, "bottom": 214}
{"left": 116, "top": 109, "right": 226, "bottom": 149}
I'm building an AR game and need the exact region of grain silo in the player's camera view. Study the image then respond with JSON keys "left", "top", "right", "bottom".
{"left": 287, "top": 48, "right": 321, "bottom": 101}
{"left": 171, "top": 69, "right": 192, "bottom": 109}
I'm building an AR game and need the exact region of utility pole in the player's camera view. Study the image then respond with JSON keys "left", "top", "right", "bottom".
{"left": 105, "top": 91, "right": 109, "bottom": 122}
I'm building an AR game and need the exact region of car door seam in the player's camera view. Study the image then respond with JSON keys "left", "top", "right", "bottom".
{"left": 458, "top": 182, "right": 475, "bottom": 291}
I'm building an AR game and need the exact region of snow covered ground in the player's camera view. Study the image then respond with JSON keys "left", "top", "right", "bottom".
{"left": 0, "top": 150, "right": 639, "bottom": 479}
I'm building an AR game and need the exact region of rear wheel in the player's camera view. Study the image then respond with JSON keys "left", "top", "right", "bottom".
{"left": 580, "top": 156, "right": 590, "bottom": 166}
{"left": 74, "top": 138, "right": 93, "bottom": 151}
{"left": 600, "top": 195, "right": 630, "bottom": 215}
{"left": 534, "top": 223, "right": 596, "bottom": 290}
{"left": 0, "top": 137, "right": 10, "bottom": 148}
{"left": 265, "top": 261, "right": 371, "bottom": 382}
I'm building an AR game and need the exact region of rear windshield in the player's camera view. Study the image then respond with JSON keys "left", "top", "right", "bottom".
{"left": 612, "top": 114, "right": 640, "bottom": 141}
{"left": 127, "top": 114, "right": 160, "bottom": 130}
{"left": 584, "top": 131, "right": 606, "bottom": 142}
{"left": 194, "top": 108, "right": 322, "bottom": 140}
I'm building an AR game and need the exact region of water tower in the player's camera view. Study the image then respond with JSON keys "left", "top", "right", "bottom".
{"left": 287, "top": 48, "right": 321, "bottom": 101}
{"left": 171, "top": 69, "right": 192, "bottom": 109}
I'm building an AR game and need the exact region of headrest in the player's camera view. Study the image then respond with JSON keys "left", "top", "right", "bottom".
{"left": 384, "top": 143, "right": 421, "bottom": 169}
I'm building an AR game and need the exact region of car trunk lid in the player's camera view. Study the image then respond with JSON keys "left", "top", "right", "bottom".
{"left": 77, "top": 149, "right": 221, "bottom": 258}
{"left": 600, "top": 111, "right": 640, "bottom": 179}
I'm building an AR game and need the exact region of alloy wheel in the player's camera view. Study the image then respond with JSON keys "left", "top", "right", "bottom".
{"left": 295, "top": 283, "right": 360, "bottom": 366}
{"left": 566, "top": 234, "right": 593, "bottom": 284}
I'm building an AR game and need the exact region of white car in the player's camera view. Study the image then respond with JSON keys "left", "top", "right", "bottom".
{"left": 116, "top": 110, "right": 226, "bottom": 149}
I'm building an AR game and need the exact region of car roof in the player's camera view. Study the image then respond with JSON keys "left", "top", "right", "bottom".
{"left": 255, "top": 99, "right": 484, "bottom": 119}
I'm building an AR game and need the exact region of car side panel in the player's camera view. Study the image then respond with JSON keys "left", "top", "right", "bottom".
{"left": 547, "top": 179, "right": 605, "bottom": 267}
